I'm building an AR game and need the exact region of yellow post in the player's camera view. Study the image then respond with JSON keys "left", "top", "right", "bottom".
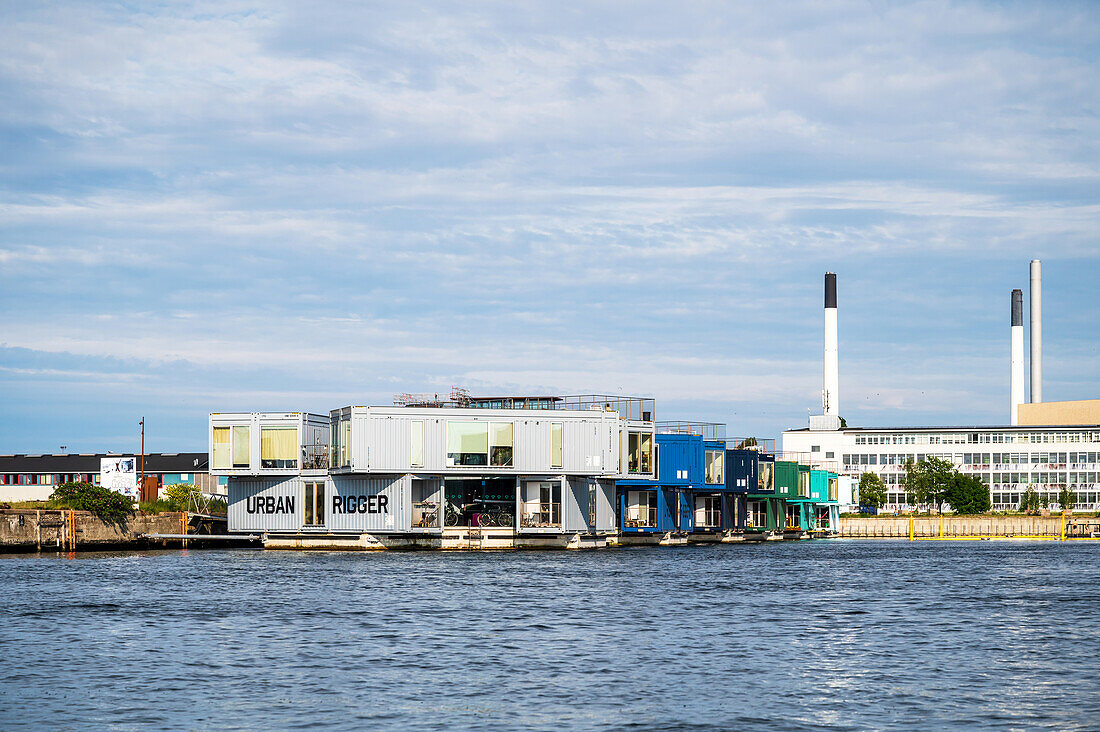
{"left": 909, "top": 514, "right": 914, "bottom": 541}
{"left": 181, "top": 511, "right": 188, "bottom": 548}
{"left": 1061, "top": 512, "right": 1066, "bottom": 541}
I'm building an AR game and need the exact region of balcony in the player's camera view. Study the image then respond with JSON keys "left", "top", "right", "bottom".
{"left": 301, "top": 444, "right": 331, "bottom": 471}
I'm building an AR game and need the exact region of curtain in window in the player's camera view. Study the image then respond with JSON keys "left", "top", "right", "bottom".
{"left": 212, "top": 427, "right": 231, "bottom": 469}
{"left": 261, "top": 427, "right": 297, "bottom": 468}
{"left": 231, "top": 425, "right": 250, "bottom": 468}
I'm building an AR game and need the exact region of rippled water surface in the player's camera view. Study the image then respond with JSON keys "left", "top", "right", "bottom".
{"left": 3, "top": 540, "right": 1100, "bottom": 730}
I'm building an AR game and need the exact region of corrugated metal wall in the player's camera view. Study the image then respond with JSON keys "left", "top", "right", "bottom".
{"left": 229, "top": 476, "right": 303, "bottom": 532}
{"left": 327, "top": 475, "right": 410, "bottom": 533}
{"left": 562, "top": 476, "right": 591, "bottom": 532}
{"left": 594, "top": 479, "right": 615, "bottom": 531}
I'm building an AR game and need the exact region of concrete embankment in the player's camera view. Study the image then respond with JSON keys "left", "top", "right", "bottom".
{"left": 0, "top": 509, "right": 239, "bottom": 552}
{"left": 838, "top": 515, "right": 1097, "bottom": 540}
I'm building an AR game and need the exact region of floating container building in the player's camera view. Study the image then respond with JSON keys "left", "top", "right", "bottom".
{"left": 212, "top": 395, "right": 657, "bottom": 550}
{"left": 613, "top": 422, "right": 735, "bottom": 545}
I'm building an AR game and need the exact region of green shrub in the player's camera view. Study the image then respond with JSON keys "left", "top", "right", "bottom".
{"left": 49, "top": 482, "right": 133, "bottom": 522}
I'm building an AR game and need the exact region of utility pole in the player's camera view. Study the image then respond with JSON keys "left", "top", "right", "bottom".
{"left": 139, "top": 418, "right": 145, "bottom": 502}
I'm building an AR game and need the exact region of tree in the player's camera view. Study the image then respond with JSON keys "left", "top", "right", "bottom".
{"left": 944, "top": 474, "right": 991, "bottom": 515}
{"left": 903, "top": 457, "right": 955, "bottom": 512}
{"left": 1019, "top": 487, "right": 1040, "bottom": 514}
{"left": 1058, "top": 487, "right": 1075, "bottom": 511}
{"left": 857, "top": 472, "right": 887, "bottom": 510}
{"left": 50, "top": 482, "right": 134, "bottom": 522}
{"left": 735, "top": 437, "right": 757, "bottom": 450}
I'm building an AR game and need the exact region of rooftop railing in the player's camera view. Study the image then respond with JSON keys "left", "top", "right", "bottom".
{"left": 393, "top": 388, "right": 656, "bottom": 421}
{"left": 727, "top": 437, "right": 777, "bottom": 453}
{"left": 657, "top": 421, "right": 727, "bottom": 439}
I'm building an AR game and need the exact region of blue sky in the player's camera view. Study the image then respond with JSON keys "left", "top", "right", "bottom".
{"left": 1, "top": 1, "right": 1098, "bottom": 454}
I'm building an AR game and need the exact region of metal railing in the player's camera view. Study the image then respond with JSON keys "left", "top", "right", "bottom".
{"left": 302, "top": 444, "right": 330, "bottom": 470}
{"left": 393, "top": 387, "right": 656, "bottom": 421}
{"left": 656, "top": 421, "right": 726, "bottom": 439}
{"left": 727, "top": 437, "right": 776, "bottom": 453}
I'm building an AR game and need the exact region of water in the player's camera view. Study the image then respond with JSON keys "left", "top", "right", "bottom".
{"left": 2, "top": 541, "right": 1099, "bottom": 731}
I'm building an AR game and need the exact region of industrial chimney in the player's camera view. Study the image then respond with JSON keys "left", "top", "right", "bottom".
{"left": 1030, "top": 260, "right": 1042, "bottom": 403}
{"left": 824, "top": 272, "right": 839, "bottom": 417}
{"left": 1011, "top": 289, "right": 1024, "bottom": 425}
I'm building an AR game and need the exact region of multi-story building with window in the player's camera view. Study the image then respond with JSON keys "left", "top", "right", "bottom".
{"left": 783, "top": 421, "right": 1100, "bottom": 512}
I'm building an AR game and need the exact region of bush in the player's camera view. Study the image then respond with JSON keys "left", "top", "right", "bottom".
{"left": 161, "top": 483, "right": 227, "bottom": 516}
{"left": 50, "top": 482, "right": 133, "bottom": 522}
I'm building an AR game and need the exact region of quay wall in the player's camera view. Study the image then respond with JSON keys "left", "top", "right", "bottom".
{"left": 839, "top": 515, "right": 1064, "bottom": 538}
{"left": 0, "top": 509, "right": 188, "bottom": 552}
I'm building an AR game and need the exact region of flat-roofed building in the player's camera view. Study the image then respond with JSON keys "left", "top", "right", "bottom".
{"left": 783, "top": 424, "right": 1100, "bottom": 512}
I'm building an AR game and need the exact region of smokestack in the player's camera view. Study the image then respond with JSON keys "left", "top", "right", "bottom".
{"left": 823, "top": 273, "right": 839, "bottom": 417}
{"left": 1011, "top": 289, "right": 1024, "bottom": 425}
{"left": 1030, "top": 260, "right": 1042, "bottom": 403}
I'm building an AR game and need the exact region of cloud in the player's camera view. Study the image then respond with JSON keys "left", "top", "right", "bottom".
{"left": 0, "top": 1, "right": 1098, "bottom": 451}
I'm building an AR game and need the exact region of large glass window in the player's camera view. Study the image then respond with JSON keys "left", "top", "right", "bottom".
{"left": 758, "top": 462, "right": 774, "bottom": 492}
{"left": 628, "top": 432, "right": 653, "bottom": 474}
{"left": 625, "top": 490, "right": 657, "bottom": 527}
{"left": 412, "top": 479, "right": 440, "bottom": 528}
{"left": 261, "top": 426, "right": 298, "bottom": 469}
{"left": 521, "top": 480, "right": 561, "bottom": 527}
{"left": 447, "top": 422, "right": 489, "bottom": 466}
{"left": 828, "top": 477, "right": 838, "bottom": 502}
{"left": 304, "top": 482, "right": 325, "bottom": 526}
{"left": 212, "top": 427, "right": 231, "bottom": 469}
{"left": 705, "top": 450, "right": 724, "bottom": 484}
{"left": 232, "top": 426, "right": 250, "bottom": 468}
{"left": 551, "top": 422, "right": 563, "bottom": 468}
{"left": 798, "top": 471, "right": 810, "bottom": 497}
{"left": 491, "top": 422, "right": 513, "bottom": 467}
{"left": 411, "top": 421, "right": 424, "bottom": 467}
{"left": 213, "top": 425, "right": 250, "bottom": 470}
{"left": 747, "top": 500, "right": 767, "bottom": 528}
{"left": 695, "top": 495, "right": 721, "bottom": 527}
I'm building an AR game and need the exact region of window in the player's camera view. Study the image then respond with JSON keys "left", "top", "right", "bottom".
{"left": 828, "top": 477, "right": 838, "bottom": 502}
{"left": 551, "top": 422, "right": 563, "bottom": 468}
{"left": 304, "top": 482, "right": 325, "bottom": 526}
{"left": 747, "top": 500, "right": 767, "bottom": 528}
{"left": 628, "top": 432, "right": 652, "bottom": 474}
{"left": 521, "top": 480, "right": 561, "bottom": 527}
{"left": 811, "top": 445, "right": 821, "bottom": 453}
{"left": 213, "top": 425, "right": 250, "bottom": 469}
{"left": 212, "top": 427, "right": 231, "bottom": 469}
{"left": 705, "top": 450, "right": 724, "bottom": 484}
{"left": 826, "top": 451, "right": 834, "bottom": 459}
{"left": 332, "top": 415, "right": 352, "bottom": 468}
{"left": 798, "top": 471, "right": 810, "bottom": 498}
{"left": 626, "top": 490, "right": 657, "bottom": 527}
{"left": 410, "top": 421, "right": 424, "bottom": 467}
{"left": 412, "top": 479, "right": 439, "bottom": 528}
{"left": 759, "top": 462, "right": 774, "bottom": 492}
{"left": 261, "top": 426, "right": 298, "bottom": 469}
{"left": 695, "top": 495, "right": 721, "bottom": 528}
{"left": 491, "top": 422, "right": 513, "bottom": 467}
{"left": 447, "top": 422, "right": 489, "bottom": 466}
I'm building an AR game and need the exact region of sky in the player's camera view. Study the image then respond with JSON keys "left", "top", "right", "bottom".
{"left": 1, "top": 1, "right": 1098, "bottom": 454}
